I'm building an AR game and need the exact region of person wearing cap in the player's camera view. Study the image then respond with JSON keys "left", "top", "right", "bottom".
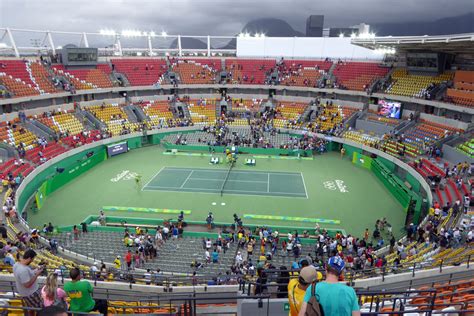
{"left": 298, "top": 256, "right": 360, "bottom": 316}
{"left": 287, "top": 266, "right": 322, "bottom": 316}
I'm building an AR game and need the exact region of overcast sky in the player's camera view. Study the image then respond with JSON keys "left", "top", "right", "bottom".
{"left": 1, "top": 0, "right": 472, "bottom": 36}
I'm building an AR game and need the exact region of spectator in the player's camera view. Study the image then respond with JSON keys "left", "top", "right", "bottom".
{"left": 288, "top": 266, "right": 321, "bottom": 316}
{"left": 13, "top": 249, "right": 44, "bottom": 314}
{"left": 64, "top": 267, "right": 108, "bottom": 315}
{"left": 298, "top": 256, "right": 360, "bottom": 316}
{"left": 41, "top": 272, "right": 68, "bottom": 309}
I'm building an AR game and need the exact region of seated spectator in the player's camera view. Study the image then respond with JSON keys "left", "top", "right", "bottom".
{"left": 64, "top": 268, "right": 108, "bottom": 315}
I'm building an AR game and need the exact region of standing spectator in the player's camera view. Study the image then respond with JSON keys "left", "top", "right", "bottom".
{"left": 13, "top": 249, "right": 44, "bottom": 314}
{"left": 125, "top": 250, "right": 132, "bottom": 270}
{"left": 41, "top": 272, "right": 68, "bottom": 309}
{"left": 298, "top": 256, "right": 360, "bottom": 316}
{"left": 64, "top": 268, "right": 108, "bottom": 315}
{"left": 287, "top": 266, "right": 321, "bottom": 316}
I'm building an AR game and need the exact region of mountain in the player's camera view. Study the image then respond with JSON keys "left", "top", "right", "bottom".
{"left": 241, "top": 18, "right": 304, "bottom": 37}
{"left": 169, "top": 37, "right": 207, "bottom": 50}
{"left": 371, "top": 13, "right": 474, "bottom": 36}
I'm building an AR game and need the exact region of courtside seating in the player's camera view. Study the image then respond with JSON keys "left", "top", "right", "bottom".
{"left": 88, "top": 104, "right": 141, "bottom": 135}
{"left": 446, "top": 70, "right": 474, "bottom": 107}
{"left": 188, "top": 99, "right": 217, "bottom": 124}
{"left": 332, "top": 62, "right": 389, "bottom": 91}
{"left": 0, "top": 158, "right": 33, "bottom": 178}
{"left": 140, "top": 100, "right": 174, "bottom": 127}
{"left": 386, "top": 69, "right": 453, "bottom": 98}
{"left": 173, "top": 60, "right": 218, "bottom": 84}
{"left": 62, "top": 130, "right": 102, "bottom": 147}
{"left": 111, "top": 59, "right": 167, "bottom": 86}
{"left": 225, "top": 59, "right": 275, "bottom": 84}
{"left": 25, "top": 143, "right": 67, "bottom": 163}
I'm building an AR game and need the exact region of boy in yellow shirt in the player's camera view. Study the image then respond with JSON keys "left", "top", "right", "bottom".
{"left": 287, "top": 266, "right": 322, "bottom": 316}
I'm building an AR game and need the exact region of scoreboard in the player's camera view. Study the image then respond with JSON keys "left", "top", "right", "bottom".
{"left": 60, "top": 47, "right": 98, "bottom": 66}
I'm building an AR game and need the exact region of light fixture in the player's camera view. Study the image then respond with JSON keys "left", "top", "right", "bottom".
{"left": 99, "top": 29, "right": 116, "bottom": 36}
{"left": 161, "top": 31, "right": 168, "bottom": 37}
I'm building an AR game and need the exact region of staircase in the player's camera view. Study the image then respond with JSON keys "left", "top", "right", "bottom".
{"left": 298, "top": 103, "right": 314, "bottom": 124}
{"left": 129, "top": 104, "right": 148, "bottom": 122}
{"left": 83, "top": 110, "right": 106, "bottom": 130}
{"left": 73, "top": 111, "right": 95, "bottom": 131}
{"left": 23, "top": 120, "right": 53, "bottom": 140}
{"left": 122, "top": 105, "right": 139, "bottom": 123}
{"left": 112, "top": 72, "right": 130, "bottom": 87}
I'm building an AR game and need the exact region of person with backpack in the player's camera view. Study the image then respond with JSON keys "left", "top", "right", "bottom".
{"left": 288, "top": 266, "right": 322, "bottom": 316}
{"left": 298, "top": 256, "right": 360, "bottom": 316}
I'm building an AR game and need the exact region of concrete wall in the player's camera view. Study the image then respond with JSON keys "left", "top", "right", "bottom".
{"left": 355, "top": 119, "right": 394, "bottom": 135}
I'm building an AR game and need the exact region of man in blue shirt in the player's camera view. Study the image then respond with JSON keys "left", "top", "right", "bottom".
{"left": 298, "top": 256, "right": 360, "bottom": 316}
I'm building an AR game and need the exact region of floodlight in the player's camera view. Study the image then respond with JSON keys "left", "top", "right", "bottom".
{"left": 149, "top": 31, "right": 156, "bottom": 37}
{"left": 339, "top": 33, "right": 344, "bottom": 38}
{"left": 161, "top": 31, "right": 168, "bottom": 37}
{"left": 99, "top": 29, "right": 116, "bottom": 36}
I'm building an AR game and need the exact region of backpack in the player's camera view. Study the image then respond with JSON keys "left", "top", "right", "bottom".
{"left": 304, "top": 283, "right": 324, "bottom": 316}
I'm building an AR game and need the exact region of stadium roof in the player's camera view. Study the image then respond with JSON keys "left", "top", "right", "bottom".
{"left": 352, "top": 33, "right": 474, "bottom": 54}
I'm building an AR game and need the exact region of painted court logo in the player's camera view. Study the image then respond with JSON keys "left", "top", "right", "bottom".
{"left": 111, "top": 170, "right": 138, "bottom": 182}
{"left": 323, "top": 180, "right": 348, "bottom": 193}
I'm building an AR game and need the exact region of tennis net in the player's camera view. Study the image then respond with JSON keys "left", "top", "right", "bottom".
{"left": 220, "top": 160, "right": 235, "bottom": 196}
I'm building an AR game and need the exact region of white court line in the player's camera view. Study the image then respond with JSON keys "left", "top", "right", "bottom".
{"left": 267, "top": 173, "right": 270, "bottom": 192}
{"left": 179, "top": 170, "right": 194, "bottom": 189}
{"left": 142, "top": 186, "right": 307, "bottom": 199}
{"left": 143, "top": 185, "right": 308, "bottom": 197}
{"left": 300, "top": 172, "right": 309, "bottom": 199}
{"left": 163, "top": 166, "right": 302, "bottom": 176}
{"left": 187, "top": 177, "right": 268, "bottom": 184}
{"left": 141, "top": 166, "right": 165, "bottom": 191}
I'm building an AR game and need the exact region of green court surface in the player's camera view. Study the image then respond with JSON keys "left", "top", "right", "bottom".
{"left": 143, "top": 167, "right": 307, "bottom": 198}
{"left": 28, "top": 146, "right": 407, "bottom": 238}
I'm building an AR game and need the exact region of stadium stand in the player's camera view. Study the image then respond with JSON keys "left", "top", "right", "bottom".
{"left": 0, "top": 121, "right": 37, "bottom": 150}
{"left": 139, "top": 100, "right": 175, "bottom": 127}
{"left": 273, "top": 101, "right": 307, "bottom": 128}
{"left": 27, "top": 61, "right": 59, "bottom": 94}
{"left": 457, "top": 138, "right": 473, "bottom": 158}
{"left": 332, "top": 61, "right": 389, "bottom": 91}
{"left": 25, "top": 143, "right": 67, "bottom": 163}
{"left": 385, "top": 68, "right": 454, "bottom": 98}
{"left": 87, "top": 104, "right": 142, "bottom": 135}
{"left": 225, "top": 59, "right": 275, "bottom": 84}
{"left": 111, "top": 58, "right": 167, "bottom": 86}
{"left": 37, "top": 111, "right": 85, "bottom": 136}
{"left": 446, "top": 70, "right": 474, "bottom": 107}
{"left": 278, "top": 59, "right": 332, "bottom": 87}
{"left": 52, "top": 65, "right": 113, "bottom": 88}
{"left": 187, "top": 99, "right": 218, "bottom": 124}
{"left": 173, "top": 59, "right": 220, "bottom": 84}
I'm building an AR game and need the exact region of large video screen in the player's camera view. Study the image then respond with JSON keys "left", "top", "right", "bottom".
{"left": 107, "top": 141, "right": 128, "bottom": 157}
{"left": 378, "top": 100, "right": 402, "bottom": 119}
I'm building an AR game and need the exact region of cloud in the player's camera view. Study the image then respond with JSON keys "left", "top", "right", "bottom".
{"left": 1, "top": 0, "right": 472, "bottom": 37}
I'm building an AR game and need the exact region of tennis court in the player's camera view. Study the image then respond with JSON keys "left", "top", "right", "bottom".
{"left": 142, "top": 167, "right": 308, "bottom": 198}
